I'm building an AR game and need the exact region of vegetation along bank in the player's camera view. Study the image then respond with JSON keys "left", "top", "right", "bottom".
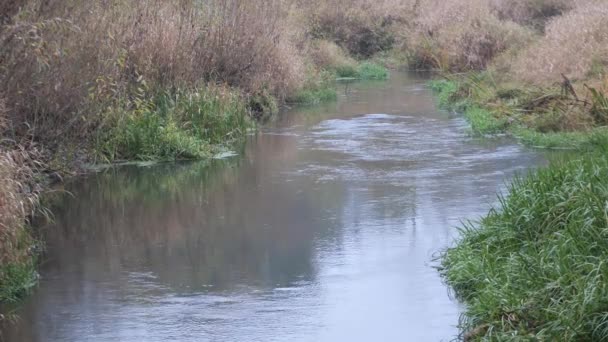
{"left": 0, "top": 0, "right": 396, "bottom": 310}
{"left": 3, "top": 0, "right": 608, "bottom": 340}
{"left": 412, "top": 0, "right": 608, "bottom": 340}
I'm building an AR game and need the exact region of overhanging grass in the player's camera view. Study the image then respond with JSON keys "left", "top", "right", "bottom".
{"left": 0, "top": 261, "right": 37, "bottom": 304}
{"left": 464, "top": 106, "right": 508, "bottom": 135}
{"left": 0, "top": 224, "right": 38, "bottom": 304}
{"left": 97, "top": 85, "right": 252, "bottom": 161}
{"left": 287, "top": 70, "right": 338, "bottom": 105}
{"left": 513, "top": 126, "right": 608, "bottom": 150}
{"left": 288, "top": 62, "right": 389, "bottom": 105}
{"left": 439, "top": 155, "right": 608, "bottom": 341}
{"left": 287, "top": 85, "right": 337, "bottom": 105}
{"left": 430, "top": 79, "right": 508, "bottom": 135}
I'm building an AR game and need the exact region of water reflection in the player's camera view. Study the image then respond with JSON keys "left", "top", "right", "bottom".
{"left": 2, "top": 72, "right": 546, "bottom": 342}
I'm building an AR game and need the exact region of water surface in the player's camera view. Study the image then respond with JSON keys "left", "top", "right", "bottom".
{"left": 2, "top": 72, "right": 546, "bottom": 342}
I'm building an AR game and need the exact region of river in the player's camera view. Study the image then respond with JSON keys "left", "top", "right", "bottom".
{"left": 1, "top": 72, "right": 546, "bottom": 342}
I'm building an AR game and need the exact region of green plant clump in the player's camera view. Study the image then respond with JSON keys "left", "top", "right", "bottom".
{"left": 98, "top": 86, "right": 251, "bottom": 161}
{"left": 356, "top": 62, "right": 389, "bottom": 80}
{"left": 287, "top": 70, "right": 338, "bottom": 104}
{"left": 0, "top": 261, "right": 37, "bottom": 304}
{"left": 440, "top": 154, "right": 608, "bottom": 341}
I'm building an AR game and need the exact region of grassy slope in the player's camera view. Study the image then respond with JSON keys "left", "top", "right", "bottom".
{"left": 440, "top": 154, "right": 608, "bottom": 341}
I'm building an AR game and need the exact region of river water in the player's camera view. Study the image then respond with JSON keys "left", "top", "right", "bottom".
{"left": 1, "top": 72, "right": 546, "bottom": 342}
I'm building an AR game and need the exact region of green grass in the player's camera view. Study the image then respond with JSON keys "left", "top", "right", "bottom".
{"left": 430, "top": 79, "right": 507, "bottom": 135}
{"left": 514, "top": 126, "right": 608, "bottom": 150}
{"left": 335, "top": 64, "right": 360, "bottom": 78}
{"left": 464, "top": 106, "right": 508, "bottom": 135}
{"left": 288, "top": 62, "right": 389, "bottom": 105}
{"left": 439, "top": 154, "right": 608, "bottom": 341}
{"left": 0, "top": 262, "right": 38, "bottom": 304}
{"left": 356, "top": 62, "right": 389, "bottom": 80}
{"left": 332, "top": 62, "right": 389, "bottom": 80}
{"left": 287, "top": 70, "right": 338, "bottom": 105}
{"left": 429, "top": 75, "right": 608, "bottom": 149}
{"left": 287, "top": 86, "right": 337, "bottom": 105}
{"left": 97, "top": 85, "right": 252, "bottom": 161}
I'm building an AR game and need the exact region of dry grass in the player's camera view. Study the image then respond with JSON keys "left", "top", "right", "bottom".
{"left": 490, "top": 0, "right": 572, "bottom": 30}
{"left": 303, "top": 0, "right": 411, "bottom": 57}
{"left": 0, "top": 149, "right": 38, "bottom": 267}
{"left": 512, "top": 2, "right": 608, "bottom": 85}
{"left": 405, "top": 0, "right": 533, "bottom": 71}
{"left": 0, "top": 155, "right": 23, "bottom": 266}
{"left": 0, "top": 0, "right": 300, "bottom": 148}
{"left": 309, "top": 40, "right": 358, "bottom": 72}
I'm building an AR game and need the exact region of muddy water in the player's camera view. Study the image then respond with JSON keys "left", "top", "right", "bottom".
{"left": 1, "top": 72, "right": 546, "bottom": 342}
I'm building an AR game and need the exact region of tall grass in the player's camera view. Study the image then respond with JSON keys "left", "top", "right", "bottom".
{"left": 403, "top": 0, "right": 534, "bottom": 71}
{"left": 0, "top": 152, "right": 38, "bottom": 305}
{"left": 512, "top": 2, "right": 608, "bottom": 84}
{"left": 440, "top": 155, "right": 608, "bottom": 340}
{"left": 0, "top": 0, "right": 298, "bottom": 150}
{"left": 98, "top": 85, "right": 251, "bottom": 161}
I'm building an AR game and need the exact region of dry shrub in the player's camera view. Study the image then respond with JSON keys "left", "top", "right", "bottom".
{"left": 304, "top": 0, "right": 408, "bottom": 57}
{"left": 490, "top": 0, "right": 573, "bottom": 30}
{"left": 512, "top": 3, "right": 608, "bottom": 85}
{"left": 309, "top": 40, "right": 357, "bottom": 71}
{"left": 0, "top": 0, "right": 27, "bottom": 25}
{"left": 407, "top": 0, "right": 533, "bottom": 71}
{"left": 0, "top": 0, "right": 299, "bottom": 147}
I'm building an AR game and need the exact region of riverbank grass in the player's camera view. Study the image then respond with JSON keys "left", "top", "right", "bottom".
{"left": 287, "top": 70, "right": 338, "bottom": 105}
{"left": 334, "top": 62, "right": 389, "bottom": 80}
{"left": 0, "top": 155, "right": 38, "bottom": 306}
{"left": 440, "top": 154, "right": 608, "bottom": 340}
{"left": 1, "top": 262, "right": 37, "bottom": 304}
{"left": 429, "top": 75, "right": 608, "bottom": 149}
{"left": 97, "top": 85, "right": 252, "bottom": 161}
